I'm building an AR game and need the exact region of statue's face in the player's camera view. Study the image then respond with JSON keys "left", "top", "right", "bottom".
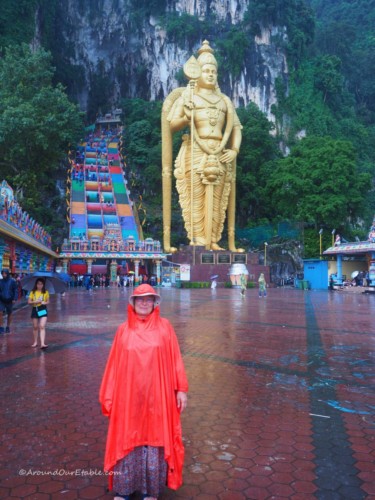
{"left": 199, "top": 64, "right": 217, "bottom": 89}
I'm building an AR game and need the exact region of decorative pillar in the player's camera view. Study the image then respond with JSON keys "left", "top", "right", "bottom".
{"left": 9, "top": 241, "right": 16, "bottom": 273}
{"left": 39, "top": 256, "right": 47, "bottom": 272}
{"left": 336, "top": 254, "right": 343, "bottom": 285}
{"left": 110, "top": 260, "right": 118, "bottom": 284}
{"left": 155, "top": 259, "right": 162, "bottom": 286}
{"left": 25, "top": 250, "right": 30, "bottom": 273}
{"left": 86, "top": 258, "right": 93, "bottom": 274}
{"left": 134, "top": 259, "right": 140, "bottom": 285}
{"left": 62, "top": 259, "right": 69, "bottom": 274}
{"left": 0, "top": 242, "right": 6, "bottom": 270}
{"left": 368, "top": 252, "right": 375, "bottom": 286}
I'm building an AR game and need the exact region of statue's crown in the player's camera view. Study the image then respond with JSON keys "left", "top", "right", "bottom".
{"left": 197, "top": 40, "right": 218, "bottom": 68}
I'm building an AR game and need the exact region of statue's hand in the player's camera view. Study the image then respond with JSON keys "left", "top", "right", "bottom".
{"left": 220, "top": 149, "right": 237, "bottom": 164}
{"left": 183, "top": 105, "right": 192, "bottom": 121}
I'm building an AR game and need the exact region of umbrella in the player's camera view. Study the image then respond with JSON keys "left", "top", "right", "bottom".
{"left": 351, "top": 271, "right": 359, "bottom": 279}
{"left": 210, "top": 274, "right": 219, "bottom": 280}
{"left": 21, "top": 272, "right": 67, "bottom": 294}
{"left": 128, "top": 271, "right": 135, "bottom": 274}
{"left": 55, "top": 272, "right": 71, "bottom": 283}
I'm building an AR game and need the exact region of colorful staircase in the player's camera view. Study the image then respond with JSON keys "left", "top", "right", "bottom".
{"left": 69, "top": 128, "right": 139, "bottom": 246}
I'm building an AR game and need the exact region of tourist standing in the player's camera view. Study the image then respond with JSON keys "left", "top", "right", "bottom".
{"left": 100, "top": 284, "right": 188, "bottom": 500}
{"left": 28, "top": 278, "right": 50, "bottom": 349}
{"left": 0, "top": 269, "right": 18, "bottom": 333}
{"left": 240, "top": 274, "right": 247, "bottom": 297}
{"left": 258, "top": 273, "right": 267, "bottom": 298}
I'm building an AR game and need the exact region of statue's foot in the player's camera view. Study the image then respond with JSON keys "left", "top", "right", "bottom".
{"left": 211, "top": 243, "right": 225, "bottom": 251}
{"left": 165, "top": 246, "right": 177, "bottom": 253}
{"left": 229, "top": 247, "right": 245, "bottom": 253}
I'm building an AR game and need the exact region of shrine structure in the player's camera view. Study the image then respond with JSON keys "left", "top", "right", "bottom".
{"left": 59, "top": 113, "right": 167, "bottom": 284}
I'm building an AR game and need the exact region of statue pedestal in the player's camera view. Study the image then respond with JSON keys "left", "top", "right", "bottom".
{"left": 169, "top": 245, "right": 269, "bottom": 284}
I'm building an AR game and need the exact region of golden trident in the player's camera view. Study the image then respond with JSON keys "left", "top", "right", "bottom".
{"left": 183, "top": 56, "right": 201, "bottom": 246}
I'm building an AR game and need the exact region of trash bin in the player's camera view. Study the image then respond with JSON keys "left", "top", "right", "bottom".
{"left": 296, "top": 280, "right": 303, "bottom": 290}
{"left": 302, "top": 280, "right": 310, "bottom": 290}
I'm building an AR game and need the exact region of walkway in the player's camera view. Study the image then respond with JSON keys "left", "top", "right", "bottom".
{"left": 0, "top": 287, "right": 374, "bottom": 499}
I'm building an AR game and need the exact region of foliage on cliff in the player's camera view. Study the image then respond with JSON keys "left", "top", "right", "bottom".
{"left": 0, "top": 44, "right": 84, "bottom": 244}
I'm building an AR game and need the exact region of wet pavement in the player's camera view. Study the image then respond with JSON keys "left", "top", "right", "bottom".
{"left": 0, "top": 287, "right": 374, "bottom": 499}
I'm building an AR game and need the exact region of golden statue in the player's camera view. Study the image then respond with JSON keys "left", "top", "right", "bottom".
{"left": 162, "top": 40, "right": 243, "bottom": 252}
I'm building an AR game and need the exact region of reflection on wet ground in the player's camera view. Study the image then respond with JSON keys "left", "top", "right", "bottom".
{"left": 0, "top": 287, "right": 374, "bottom": 499}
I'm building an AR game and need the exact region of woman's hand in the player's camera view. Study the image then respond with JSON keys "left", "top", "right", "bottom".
{"left": 176, "top": 391, "right": 187, "bottom": 413}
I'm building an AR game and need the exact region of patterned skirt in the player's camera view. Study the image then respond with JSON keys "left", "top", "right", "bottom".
{"left": 113, "top": 446, "right": 167, "bottom": 498}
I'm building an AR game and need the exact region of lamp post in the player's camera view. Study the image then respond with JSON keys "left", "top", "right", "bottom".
{"left": 331, "top": 229, "right": 336, "bottom": 247}
{"left": 264, "top": 242, "right": 268, "bottom": 266}
{"left": 319, "top": 229, "right": 323, "bottom": 259}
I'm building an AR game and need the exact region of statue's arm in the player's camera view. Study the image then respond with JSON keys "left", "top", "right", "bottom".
{"left": 229, "top": 124, "right": 242, "bottom": 153}
{"left": 169, "top": 98, "right": 190, "bottom": 133}
{"left": 220, "top": 125, "right": 242, "bottom": 164}
{"left": 228, "top": 108, "right": 242, "bottom": 153}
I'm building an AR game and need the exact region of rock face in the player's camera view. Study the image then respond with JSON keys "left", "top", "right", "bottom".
{"left": 41, "top": 0, "right": 288, "bottom": 118}
{"left": 258, "top": 241, "right": 304, "bottom": 284}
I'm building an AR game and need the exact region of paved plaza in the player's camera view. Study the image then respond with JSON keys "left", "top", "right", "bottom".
{"left": 0, "top": 287, "right": 374, "bottom": 499}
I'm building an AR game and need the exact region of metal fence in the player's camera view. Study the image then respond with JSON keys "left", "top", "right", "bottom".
{"left": 236, "top": 222, "right": 300, "bottom": 247}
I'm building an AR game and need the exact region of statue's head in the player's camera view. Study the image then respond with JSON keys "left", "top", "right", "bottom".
{"left": 197, "top": 40, "right": 218, "bottom": 69}
{"left": 197, "top": 40, "right": 218, "bottom": 89}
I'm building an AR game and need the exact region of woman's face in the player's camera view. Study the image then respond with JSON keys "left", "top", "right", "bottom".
{"left": 134, "top": 296, "right": 155, "bottom": 319}
{"left": 36, "top": 280, "right": 44, "bottom": 289}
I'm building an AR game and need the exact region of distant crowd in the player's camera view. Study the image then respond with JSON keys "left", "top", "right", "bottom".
{"left": 70, "top": 273, "right": 156, "bottom": 290}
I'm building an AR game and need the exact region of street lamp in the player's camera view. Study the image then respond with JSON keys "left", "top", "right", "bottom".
{"left": 331, "top": 229, "right": 336, "bottom": 246}
{"left": 264, "top": 242, "right": 268, "bottom": 266}
{"left": 319, "top": 229, "right": 323, "bottom": 258}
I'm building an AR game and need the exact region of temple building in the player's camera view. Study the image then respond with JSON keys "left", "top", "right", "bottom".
{"left": 59, "top": 115, "right": 167, "bottom": 284}
{"left": 0, "top": 181, "right": 57, "bottom": 273}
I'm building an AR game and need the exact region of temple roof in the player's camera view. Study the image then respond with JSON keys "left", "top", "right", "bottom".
{"left": 323, "top": 241, "right": 375, "bottom": 255}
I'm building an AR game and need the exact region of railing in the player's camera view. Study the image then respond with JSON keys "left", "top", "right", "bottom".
{"left": 61, "top": 238, "right": 162, "bottom": 253}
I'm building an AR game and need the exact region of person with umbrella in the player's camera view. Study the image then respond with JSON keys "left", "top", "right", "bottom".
{"left": 210, "top": 274, "right": 218, "bottom": 289}
{"left": 28, "top": 278, "right": 50, "bottom": 349}
{"left": 21, "top": 271, "right": 67, "bottom": 295}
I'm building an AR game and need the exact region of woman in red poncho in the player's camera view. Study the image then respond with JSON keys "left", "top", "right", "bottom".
{"left": 100, "top": 284, "right": 188, "bottom": 500}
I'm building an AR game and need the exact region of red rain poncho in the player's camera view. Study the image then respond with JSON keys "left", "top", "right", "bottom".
{"left": 99, "top": 304, "right": 188, "bottom": 490}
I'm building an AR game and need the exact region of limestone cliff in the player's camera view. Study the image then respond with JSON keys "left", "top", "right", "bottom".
{"left": 40, "top": 0, "right": 288, "bottom": 120}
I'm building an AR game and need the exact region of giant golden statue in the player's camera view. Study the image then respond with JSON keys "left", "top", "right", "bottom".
{"left": 162, "top": 40, "right": 243, "bottom": 252}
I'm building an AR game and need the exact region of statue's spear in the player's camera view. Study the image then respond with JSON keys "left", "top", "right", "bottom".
{"left": 183, "top": 56, "right": 201, "bottom": 246}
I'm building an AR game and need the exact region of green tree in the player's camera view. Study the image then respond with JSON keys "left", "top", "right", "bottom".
{"left": 0, "top": 0, "right": 37, "bottom": 48}
{"left": 236, "top": 103, "right": 280, "bottom": 225}
{"left": 120, "top": 99, "right": 164, "bottom": 239}
{"left": 120, "top": 98, "right": 187, "bottom": 246}
{"left": 266, "top": 136, "right": 371, "bottom": 229}
{"left": 313, "top": 55, "right": 343, "bottom": 104}
{"left": 0, "top": 44, "right": 84, "bottom": 243}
